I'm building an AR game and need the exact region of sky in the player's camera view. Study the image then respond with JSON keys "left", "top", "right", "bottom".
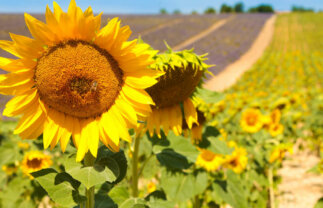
{"left": 0, "top": 0, "right": 322, "bottom": 14}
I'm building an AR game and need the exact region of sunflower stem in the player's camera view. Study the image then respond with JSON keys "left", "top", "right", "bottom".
{"left": 132, "top": 134, "right": 141, "bottom": 197}
{"left": 84, "top": 152, "right": 96, "bottom": 208}
{"left": 268, "top": 167, "right": 275, "bottom": 208}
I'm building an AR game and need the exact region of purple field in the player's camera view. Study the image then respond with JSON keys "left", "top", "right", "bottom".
{"left": 0, "top": 13, "right": 271, "bottom": 115}
{"left": 0, "top": 13, "right": 270, "bottom": 73}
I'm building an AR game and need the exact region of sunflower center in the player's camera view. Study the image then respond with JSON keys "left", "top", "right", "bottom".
{"left": 35, "top": 40, "right": 123, "bottom": 118}
{"left": 201, "top": 150, "right": 216, "bottom": 161}
{"left": 246, "top": 115, "right": 257, "bottom": 126}
{"left": 27, "top": 158, "right": 42, "bottom": 169}
{"left": 146, "top": 64, "right": 203, "bottom": 108}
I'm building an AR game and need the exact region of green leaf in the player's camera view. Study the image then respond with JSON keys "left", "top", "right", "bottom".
{"left": 212, "top": 170, "right": 249, "bottom": 208}
{"left": 95, "top": 194, "right": 117, "bottom": 208}
{"left": 31, "top": 168, "right": 85, "bottom": 208}
{"left": 160, "top": 169, "right": 208, "bottom": 202}
{"left": 192, "top": 172, "right": 208, "bottom": 196}
{"left": 194, "top": 88, "right": 224, "bottom": 104}
{"left": 147, "top": 199, "right": 175, "bottom": 208}
{"left": 0, "top": 177, "right": 29, "bottom": 208}
{"left": 151, "top": 132, "right": 199, "bottom": 162}
{"left": 63, "top": 155, "right": 119, "bottom": 189}
{"left": 0, "top": 142, "right": 20, "bottom": 167}
{"left": 108, "top": 186, "right": 130, "bottom": 205}
{"left": 156, "top": 149, "right": 190, "bottom": 170}
{"left": 207, "top": 136, "right": 233, "bottom": 155}
{"left": 314, "top": 198, "right": 323, "bottom": 208}
{"left": 119, "top": 198, "right": 147, "bottom": 208}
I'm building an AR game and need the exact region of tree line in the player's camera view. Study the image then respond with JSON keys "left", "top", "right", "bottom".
{"left": 160, "top": 2, "right": 316, "bottom": 15}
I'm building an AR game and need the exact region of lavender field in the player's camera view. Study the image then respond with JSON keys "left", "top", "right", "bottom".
{"left": 0, "top": 13, "right": 270, "bottom": 74}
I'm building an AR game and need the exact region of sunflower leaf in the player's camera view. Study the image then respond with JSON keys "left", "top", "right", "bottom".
{"left": 31, "top": 168, "right": 85, "bottom": 208}
{"left": 63, "top": 154, "right": 119, "bottom": 189}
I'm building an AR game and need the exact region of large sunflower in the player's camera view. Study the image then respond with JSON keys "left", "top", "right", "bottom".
{"left": 145, "top": 48, "right": 210, "bottom": 137}
{"left": 0, "top": 0, "right": 161, "bottom": 161}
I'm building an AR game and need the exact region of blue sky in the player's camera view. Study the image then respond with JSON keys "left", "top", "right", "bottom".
{"left": 0, "top": 0, "right": 322, "bottom": 14}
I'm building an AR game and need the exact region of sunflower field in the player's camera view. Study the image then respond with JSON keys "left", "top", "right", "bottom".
{"left": 0, "top": 1, "right": 322, "bottom": 208}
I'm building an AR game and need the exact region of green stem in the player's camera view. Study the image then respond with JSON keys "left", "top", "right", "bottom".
{"left": 193, "top": 195, "right": 200, "bottom": 208}
{"left": 132, "top": 134, "right": 141, "bottom": 197}
{"left": 84, "top": 152, "right": 96, "bottom": 208}
{"left": 268, "top": 167, "right": 275, "bottom": 208}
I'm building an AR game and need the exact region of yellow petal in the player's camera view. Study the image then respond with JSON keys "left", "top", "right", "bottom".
{"left": 14, "top": 104, "right": 44, "bottom": 135}
{"left": 110, "top": 106, "right": 131, "bottom": 142}
{"left": 122, "top": 84, "right": 154, "bottom": 105}
{"left": 183, "top": 98, "right": 198, "bottom": 129}
{"left": 24, "top": 13, "right": 55, "bottom": 45}
{"left": 86, "top": 119, "right": 99, "bottom": 158}
{"left": 3, "top": 89, "right": 38, "bottom": 117}
{"left": 60, "top": 127, "right": 72, "bottom": 152}
{"left": 115, "top": 98, "right": 137, "bottom": 126}
{"left": 125, "top": 76, "right": 158, "bottom": 89}
{"left": 100, "top": 111, "right": 120, "bottom": 146}
{"left": 43, "top": 116, "right": 60, "bottom": 149}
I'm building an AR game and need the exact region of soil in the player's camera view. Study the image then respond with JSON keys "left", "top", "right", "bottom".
{"left": 278, "top": 146, "right": 323, "bottom": 208}
{"left": 203, "top": 15, "right": 276, "bottom": 92}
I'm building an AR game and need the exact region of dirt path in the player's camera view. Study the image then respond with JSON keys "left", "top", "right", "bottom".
{"left": 203, "top": 15, "right": 276, "bottom": 91}
{"left": 172, "top": 17, "right": 234, "bottom": 51}
{"left": 278, "top": 148, "right": 323, "bottom": 208}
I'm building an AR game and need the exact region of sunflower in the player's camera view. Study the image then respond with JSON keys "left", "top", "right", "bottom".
{"left": 223, "top": 142, "right": 248, "bottom": 174}
{"left": 2, "top": 163, "right": 18, "bottom": 176}
{"left": 145, "top": 48, "right": 210, "bottom": 137}
{"left": 269, "top": 144, "right": 293, "bottom": 163}
{"left": 240, "top": 108, "right": 263, "bottom": 133}
{"left": 0, "top": 1, "right": 161, "bottom": 161}
{"left": 21, "top": 151, "right": 52, "bottom": 178}
{"left": 183, "top": 109, "right": 206, "bottom": 144}
{"left": 196, "top": 149, "right": 224, "bottom": 172}
{"left": 268, "top": 123, "right": 284, "bottom": 137}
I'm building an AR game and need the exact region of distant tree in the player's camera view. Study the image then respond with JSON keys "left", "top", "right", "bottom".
{"left": 291, "top": 6, "right": 314, "bottom": 12}
{"left": 248, "top": 4, "right": 274, "bottom": 13}
{"left": 173, "top": 9, "right": 181, "bottom": 14}
{"left": 160, "top": 8, "right": 167, "bottom": 14}
{"left": 220, "top": 4, "right": 233, "bottom": 13}
{"left": 191, "top": 10, "right": 198, "bottom": 15}
{"left": 204, "top": 7, "right": 216, "bottom": 14}
{"left": 234, "top": 2, "right": 244, "bottom": 13}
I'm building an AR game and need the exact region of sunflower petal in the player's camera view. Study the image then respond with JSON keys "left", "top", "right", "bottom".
{"left": 183, "top": 98, "right": 198, "bottom": 129}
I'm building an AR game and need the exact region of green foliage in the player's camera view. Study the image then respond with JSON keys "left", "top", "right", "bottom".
{"left": 220, "top": 4, "right": 233, "bottom": 13}
{"left": 292, "top": 6, "right": 314, "bottom": 12}
{"left": 63, "top": 155, "right": 119, "bottom": 189}
{"left": 234, "top": 2, "right": 244, "bottom": 13}
{"left": 212, "top": 171, "right": 249, "bottom": 208}
{"left": 159, "top": 8, "right": 167, "bottom": 14}
{"left": 31, "top": 169, "right": 85, "bottom": 207}
{"left": 160, "top": 169, "right": 208, "bottom": 203}
{"left": 204, "top": 7, "right": 216, "bottom": 14}
{"left": 173, "top": 9, "right": 181, "bottom": 15}
{"left": 314, "top": 198, "right": 323, "bottom": 208}
{"left": 248, "top": 4, "right": 274, "bottom": 13}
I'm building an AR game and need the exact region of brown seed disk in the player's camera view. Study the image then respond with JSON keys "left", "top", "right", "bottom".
{"left": 26, "top": 158, "right": 42, "bottom": 169}
{"left": 146, "top": 64, "right": 203, "bottom": 108}
{"left": 35, "top": 40, "right": 123, "bottom": 118}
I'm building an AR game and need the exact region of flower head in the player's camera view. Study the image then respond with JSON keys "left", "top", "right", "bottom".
{"left": 269, "top": 144, "right": 293, "bottom": 163}
{"left": 240, "top": 108, "right": 263, "bottom": 133}
{"left": 21, "top": 151, "right": 52, "bottom": 178}
{"left": 196, "top": 149, "right": 224, "bottom": 172}
{"left": 223, "top": 141, "right": 248, "bottom": 174}
{"left": 0, "top": 0, "right": 161, "bottom": 161}
{"left": 145, "top": 48, "right": 211, "bottom": 137}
